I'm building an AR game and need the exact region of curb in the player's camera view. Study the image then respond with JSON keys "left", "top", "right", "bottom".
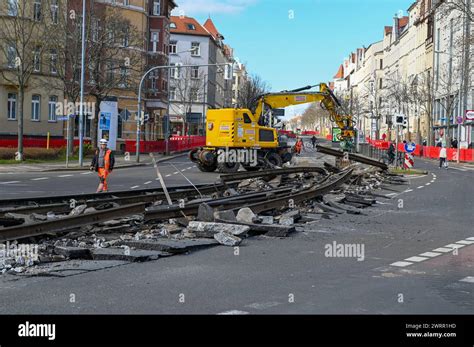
{"left": 0, "top": 152, "right": 188, "bottom": 173}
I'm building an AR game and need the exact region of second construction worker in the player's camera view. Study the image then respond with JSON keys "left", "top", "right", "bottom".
{"left": 90, "top": 139, "right": 115, "bottom": 192}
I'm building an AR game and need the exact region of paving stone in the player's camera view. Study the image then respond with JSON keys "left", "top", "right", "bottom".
{"left": 188, "top": 221, "right": 250, "bottom": 238}
{"left": 54, "top": 246, "right": 91, "bottom": 259}
{"left": 213, "top": 231, "right": 241, "bottom": 246}
{"left": 120, "top": 239, "right": 219, "bottom": 254}
{"left": 91, "top": 248, "right": 172, "bottom": 262}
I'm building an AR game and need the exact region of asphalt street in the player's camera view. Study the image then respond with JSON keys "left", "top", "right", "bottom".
{"left": 0, "top": 142, "right": 473, "bottom": 314}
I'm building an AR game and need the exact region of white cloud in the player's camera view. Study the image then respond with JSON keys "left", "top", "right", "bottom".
{"left": 172, "top": 0, "right": 258, "bottom": 16}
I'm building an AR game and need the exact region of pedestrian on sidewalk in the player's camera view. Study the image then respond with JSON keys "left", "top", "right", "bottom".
{"left": 90, "top": 139, "right": 115, "bottom": 192}
{"left": 311, "top": 135, "right": 317, "bottom": 148}
{"left": 439, "top": 145, "right": 448, "bottom": 169}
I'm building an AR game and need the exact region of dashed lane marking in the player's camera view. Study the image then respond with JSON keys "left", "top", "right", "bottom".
{"left": 173, "top": 171, "right": 179, "bottom": 174}
{"left": 450, "top": 167, "right": 467, "bottom": 172}
{"left": 81, "top": 172, "right": 92, "bottom": 175}
{"left": 0, "top": 181, "right": 20, "bottom": 184}
{"left": 404, "top": 189, "right": 413, "bottom": 193}
{"left": 459, "top": 276, "right": 474, "bottom": 283}
{"left": 390, "top": 261, "right": 413, "bottom": 267}
{"left": 31, "top": 177, "right": 48, "bottom": 181}
{"left": 417, "top": 186, "right": 424, "bottom": 189}
{"left": 144, "top": 181, "right": 152, "bottom": 185}
{"left": 385, "top": 193, "right": 397, "bottom": 197}
{"left": 466, "top": 237, "right": 474, "bottom": 241}
{"left": 456, "top": 240, "right": 474, "bottom": 245}
{"left": 433, "top": 247, "right": 455, "bottom": 253}
{"left": 217, "top": 310, "right": 250, "bottom": 315}
{"left": 425, "top": 183, "right": 431, "bottom": 186}
{"left": 165, "top": 174, "right": 171, "bottom": 177}
{"left": 444, "top": 243, "right": 465, "bottom": 249}
{"left": 405, "top": 256, "right": 429, "bottom": 262}
{"left": 419, "top": 252, "right": 442, "bottom": 257}
{"left": 187, "top": 166, "right": 192, "bottom": 170}
{"left": 131, "top": 186, "right": 140, "bottom": 189}
{"left": 58, "top": 174, "right": 73, "bottom": 178}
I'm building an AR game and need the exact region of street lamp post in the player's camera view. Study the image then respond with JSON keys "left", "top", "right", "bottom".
{"left": 78, "top": 0, "right": 87, "bottom": 167}
{"left": 136, "top": 62, "right": 232, "bottom": 163}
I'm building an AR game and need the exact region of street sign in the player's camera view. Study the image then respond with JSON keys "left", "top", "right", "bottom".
{"left": 404, "top": 142, "right": 416, "bottom": 153}
{"left": 404, "top": 152, "right": 414, "bottom": 169}
{"left": 457, "top": 116, "right": 463, "bottom": 124}
{"left": 465, "top": 110, "right": 474, "bottom": 121}
{"left": 332, "top": 127, "right": 341, "bottom": 142}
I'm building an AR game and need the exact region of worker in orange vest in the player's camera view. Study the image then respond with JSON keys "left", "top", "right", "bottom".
{"left": 90, "top": 139, "right": 115, "bottom": 192}
{"left": 294, "top": 138, "right": 303, "bottom": 155}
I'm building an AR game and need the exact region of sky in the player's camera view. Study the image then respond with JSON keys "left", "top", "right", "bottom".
{"left": 172, "top": 0, "right": 415, "bottom": 117}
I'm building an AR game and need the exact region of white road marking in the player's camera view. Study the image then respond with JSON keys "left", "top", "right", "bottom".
{"left": 390, "top": 261, "right": 413, "bottom": 267}
{"left": 405, "top": 256, "right": 429, "bottom": 262}
{"left": 165, "top": 174, "right": 171, "bottom": 177}
{"left": 173, "top": 171, "right": 179, "bottom": 174}
{"left": 217, "top": 310, "right": 249, "bottom": 315}
{"left": 456, "top": 240, "right": 474, "bottom": 245}
{"left": 131, "top": 185, "right": 140, "bottom": 189}
{"left": 187, "top": 166, "right": 192, "bottom": 170}
{"left": 144, "top": 181, "right": 152, "bottom": 185}
{"left": 433, "top": 247, "right": 455, "bottom": 253}
{"left": 181, "top": 169, "right": 187, "bottom": 171}
{"left": 31, "top": 177, "right": 48, "bottom": 181}
{"left": 466, "top": 237, "right": 474, "bottom": 241}
{"left": 417, "top": 186, "right": 424, "bottom": 189}
{"left": 193, "top": 165, "right": 197, "bottom": 168}
{"left": 404, "top": 189, "right": 413, "bottom": 193}
{"left": 444, "top": 243, "right": 465, "bottom": 249}
{"left": 0, "top": 181, "right": 20, "bottom": 184}
{"left": 81, "top": 172, "right": 92, "bottom": 175}
{"left": 430, "top": 180, "right": 435, "bottom": 183}
{"left": 58, "top": 174, "right": 73, "bottom": 178}
{"left": 386, "top": 193, "right": 397, "bottom": 196}
{"left": 459, "top": 276, "right": 474, "bottom": 283}
{"left": 425, "top": 183, "right": 431, "bottom": 186}
{"left": 419, "top": 252, "right": 441, "bottom": 257}
{"left": 450, "top": 167, "right": 467, "bottom": 172}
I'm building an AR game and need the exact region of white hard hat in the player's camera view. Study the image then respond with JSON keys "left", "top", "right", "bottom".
{"left": 99, "top": 139, "right": 108, "bottom": 145}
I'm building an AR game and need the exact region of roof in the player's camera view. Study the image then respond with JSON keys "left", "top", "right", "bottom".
{"left": 334, "top": 65, "right": 344, "bottom": 79}
{"left": 398, "top": 16, "right": 409, "bottom": 29}
{"left": 203, "top": 18, "right": 224, "bottom": 40}
{"left": 170, "top": 16, "right": 211, "bottom": 37}
{"left": 384, "top": 26, "right": 393, "bottom": 35}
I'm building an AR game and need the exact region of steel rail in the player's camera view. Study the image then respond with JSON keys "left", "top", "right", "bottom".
{"left": 219, "top": 166, "right": 328, "bottom": 183}
{"left": 316, "top": 145, "right": 388, "bottom": 170}
{"left": 0, "top": 202, "right": 147, "bottom": 242}
{"left": 0, "top": 183, "right": 222, "bottom": 208}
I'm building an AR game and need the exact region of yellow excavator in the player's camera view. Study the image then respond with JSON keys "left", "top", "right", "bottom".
{"left": 189, "top": 83, "right": 355, "bottom": 173}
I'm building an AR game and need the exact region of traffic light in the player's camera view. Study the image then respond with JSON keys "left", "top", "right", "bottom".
{"left": 395, "top": 113, "right": 407, "bottom": 129}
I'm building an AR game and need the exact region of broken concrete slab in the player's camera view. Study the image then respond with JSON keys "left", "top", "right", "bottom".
{"left": 213, "top": 231, "right": 241, "bottom": 246}
{"left": 91, "top": 248, "right": 172, "bottom": 262}
{"left": 279, "top": 216, "right": 294, "bottom": 226}
{"left": 54, "top": 246, "right": 91, "bottom": 259}
{"left": 214, "top": 210, "right": 237, "bottom": 222}
{"left": 188, "top": 221, "right": 250, "bottom": 238}
{"left": 236, "top": 207, "right": 257, "bottom": 224}
{"left": 120, "top": 238, "right": 219, "bottom": 254}
{"left": 258, "top": 215, "right": 274, "bottom": 224}
{"left": 69, "top": 204, "right": 87, "bottom": 216}
{"left": 313, "top": 202, "right": 346, "bottom": 215}
{"left": 197, "top": 203, "right": 215, "bottom": 222}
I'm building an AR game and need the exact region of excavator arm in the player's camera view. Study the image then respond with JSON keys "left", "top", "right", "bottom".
{"left": 253, "top": 83, "right": 355, "bottom": 149}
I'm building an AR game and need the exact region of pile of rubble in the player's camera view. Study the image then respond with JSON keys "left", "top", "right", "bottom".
{"left": 0, "top": 164, "right": 406, "bottom": 275}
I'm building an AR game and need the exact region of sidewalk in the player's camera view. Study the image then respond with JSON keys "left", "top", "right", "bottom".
{"left": 417, "top": 156, "right": 474, "bottom": 169}
{"left": 0, "top": 152, "right": 187, "bottom": 173}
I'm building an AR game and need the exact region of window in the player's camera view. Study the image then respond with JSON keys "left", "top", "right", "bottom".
{"left": 106, "top": 62, "right": 114, "bottom": 83}
{"left": 379, "top": 79, "right": 383, "bottom": 89}
{"left": 50, "top": 50, "right": 58, "bottom": 74}
{"left": 169, "top": 87, "right": 176, "bottom": 101}
{"left": 92, "top": 19, "right": 100, "bottom": 42}
{"left": 31, "top": 95, "right": 41, "bottom": 121}
{"left": 7, "top": 0, "right": 18, "bottom": 16}
{"left": 243, "top": 113, "right": 252, "bottom": 124}
{"left": 187, "top": 23, "right": 196, "bottom": 30}
{"left": 191, "top": 66, "right": 199, "bottom": 79}
{"left": 170, "top": 63, "right": 181, "bottom": 79}
{"left": 51, "top": 0, "right": 58, "bottom": 24}
{"left": 7, "top": 93, "right": 17, "bottom": 120}
{"left": 191, "top": 42, "right": 200, "bottom": 56}
{"left": 122, "top": 26, "right": 129, "bottom": 47}
{"left": 190, "top": 88, "right": 199, "bottom": 102}
{"left": 153, "top": 0, "right": 160, "bottom": 15}
{"left": 124, "top": 0, "right": 130, "bottom": 5}
{"left": 150, "top": 71, "right": 157, "bottom": 90}
{"left": 169, "top": 40, "right": 177, "bottom": 54}
{"left": 170, "top": 22, "right": 177, "bottom": 29}
{"left": 48, "top": 96, "right": 57, "bottom": 122}
{"left": 7, "top": 45, "right": 16, "bottom": 68}
{"left": 150, "top": 31, "right": 159, "bottom": 52}
{"left": 33, "top": 47, "right": 41, "bottom": 72}
{"left": 34, "top": 0, "right": 42, "bottom": 21}
{"left": 380, "top": 59, "right": 383, "bottom": 69}
{"left": 120, "top": 66, "right": 129, "bottom": 87}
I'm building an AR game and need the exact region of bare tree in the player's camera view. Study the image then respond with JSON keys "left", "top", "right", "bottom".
{"left": 301, "top": 103, "right": 329, "bottom": 133}
{"left": 0, "top": 0, "right": 59, "bottom": 159}
{"left": 237, "top": 74, "right": 269, "bottom": 111}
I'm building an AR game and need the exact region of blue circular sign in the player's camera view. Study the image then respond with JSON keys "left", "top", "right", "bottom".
{"left": 405, "top": 142, "right": 416, "bottom": 153}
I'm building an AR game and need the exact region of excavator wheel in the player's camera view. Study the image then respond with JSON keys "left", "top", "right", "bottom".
{"left": 266, "top": 152, "right": 283, "bottom": 168}
{"left": 197, "top": 162, "right": 218, "bottom": 172}
{"left": 217, "top": 162, "right": 240, "bottom": 173}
